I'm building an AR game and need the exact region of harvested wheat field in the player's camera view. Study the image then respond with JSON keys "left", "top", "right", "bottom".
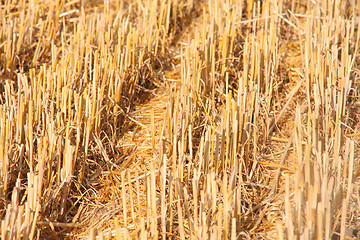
{"left": 1, "top": 0, "right": 360, "bottom": 239}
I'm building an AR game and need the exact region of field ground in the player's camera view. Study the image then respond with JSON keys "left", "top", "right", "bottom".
{"left": 1, "top": 0, "right": 360, "bottom": 239}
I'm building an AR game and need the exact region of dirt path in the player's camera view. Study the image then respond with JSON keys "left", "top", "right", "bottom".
{"left": 79, "top": 3, "right": 208, "bottom": 238}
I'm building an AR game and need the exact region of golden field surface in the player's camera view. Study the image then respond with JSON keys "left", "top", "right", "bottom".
{"left": 1, "top": 0, "right": 360, "bottom": 239}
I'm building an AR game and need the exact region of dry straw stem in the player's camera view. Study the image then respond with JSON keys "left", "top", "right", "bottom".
{"left": 1, "top": 0, "right": 360, "bottom": 239}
